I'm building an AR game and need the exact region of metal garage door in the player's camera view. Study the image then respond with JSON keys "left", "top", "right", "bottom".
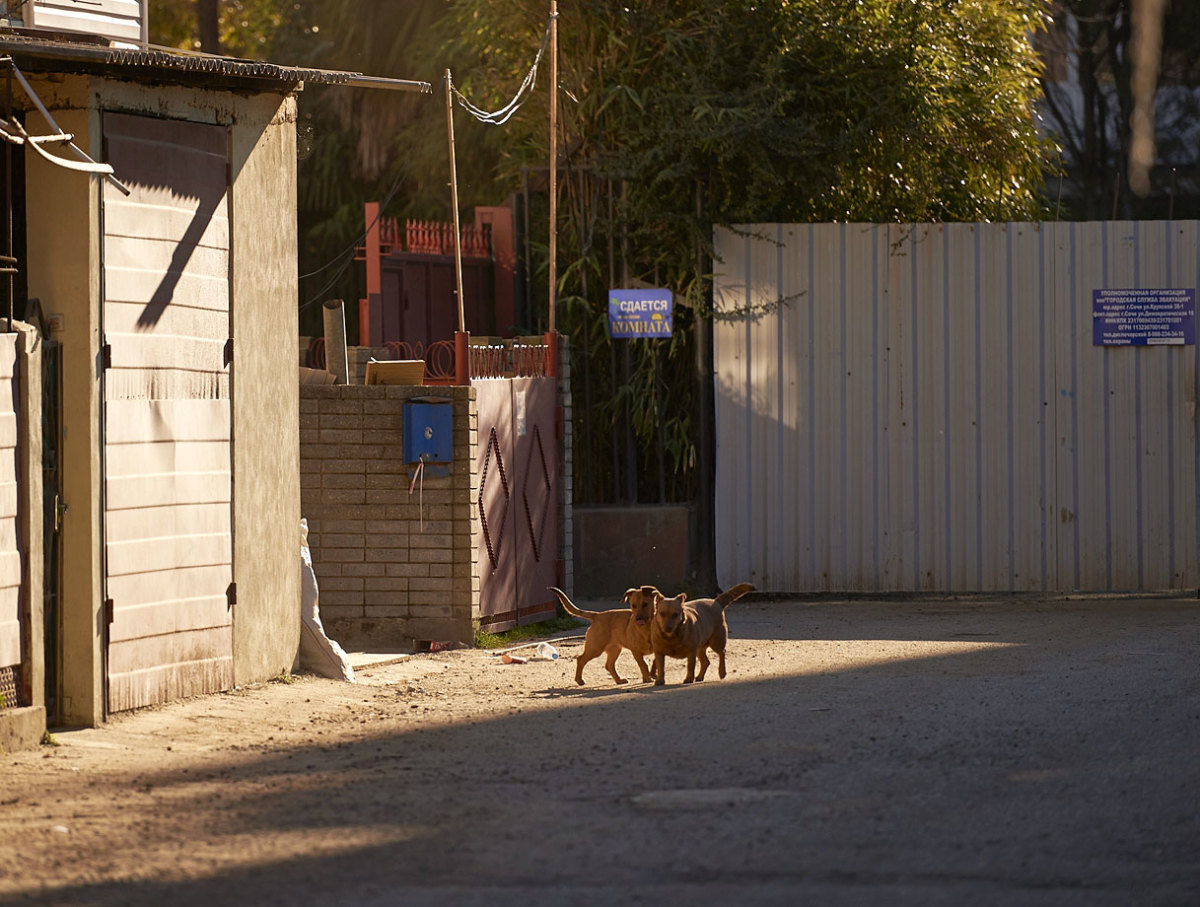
{"left": 101, "top": 113, "right": 233, "bottom": 712}
{"left": 0, "top": 334, "right": 20, "bottom": 677}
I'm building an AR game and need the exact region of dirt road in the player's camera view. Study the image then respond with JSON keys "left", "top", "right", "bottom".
{"left": 2, "top": 597, "right": 1198, "bottom": 906}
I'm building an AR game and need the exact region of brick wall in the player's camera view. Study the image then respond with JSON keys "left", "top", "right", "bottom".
{"left": 299, "top": 384, "right": 478, "bottom": 649}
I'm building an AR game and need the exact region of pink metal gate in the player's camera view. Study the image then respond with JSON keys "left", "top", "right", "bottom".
{"left": 474, "top": 376, "right": 558, "bottom": 628}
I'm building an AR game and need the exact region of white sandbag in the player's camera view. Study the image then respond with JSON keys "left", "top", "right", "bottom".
{"left": 299, "top": 518, "right": 355, "bottom": 682}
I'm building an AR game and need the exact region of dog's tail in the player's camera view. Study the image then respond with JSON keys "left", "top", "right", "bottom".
{"left": 549, "top": 586, "right": 600, "bottom": 622}
{"left": 715, "top": 582, "right": 756, "bottom": 609}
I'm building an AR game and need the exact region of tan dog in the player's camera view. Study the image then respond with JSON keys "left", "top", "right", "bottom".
{"left": 651, "top": 582, "right": 755, "bottom": 685}
{"left": 550, "top": 586, "right": 659, "bottom": 685}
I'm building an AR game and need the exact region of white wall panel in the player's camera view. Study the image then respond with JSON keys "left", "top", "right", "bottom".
{"left": 27, "top": 0, "right": 144, "bottom": 45}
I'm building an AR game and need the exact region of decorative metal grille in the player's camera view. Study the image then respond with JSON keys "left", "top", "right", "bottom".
{"left": 522, "top": 425, "right": 551, "bottom": 562}
{"left": 478, "top": 427, "right": 510, "bottom": 569}
{"left": 0, "top": 666, "right": 19, "bottom": 710}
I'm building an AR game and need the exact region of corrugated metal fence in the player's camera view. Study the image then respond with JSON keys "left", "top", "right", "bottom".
{"left": 713, "top": 221, "right": 1200, "bottom": 593}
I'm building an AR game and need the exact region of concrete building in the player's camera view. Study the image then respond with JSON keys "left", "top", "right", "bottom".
{"left": 0, "top": 16, "right": 428, "bottom": 738}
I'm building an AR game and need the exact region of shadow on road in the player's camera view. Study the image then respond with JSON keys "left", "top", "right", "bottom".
{"left": 11, "top": 599, "right": 1199, "bottom": 907}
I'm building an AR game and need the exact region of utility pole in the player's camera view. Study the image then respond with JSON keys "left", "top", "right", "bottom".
{"left": 198, "top": 0, "right": 220, "bottom": 54}
{"left": 545, "top": 1, "right": 559, "bottom": 377}
{"left": 446, "top": 69, "right": 469, "bottom": 385}
{"left": 445, "top": 69, "right": 466, "bottom": 335}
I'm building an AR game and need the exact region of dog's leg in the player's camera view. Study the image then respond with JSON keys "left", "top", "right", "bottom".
{"left": 633, "top": 652, "right": 653, "bottom": 684}
{"left": 653, "top": 652, "right": 666, "bottom": 686}
{"left": 574, "top": 631, "right": 603, "bottom": 685}
{"left": 713, "top": 620, "right": 730, "bottom": 679}
{"left": 683, "top": 653, "right": 697, "bottom": 683}
{"left": 603, "top": 645, "right": 628, "bottom": 685}
{"left": 695, "top": 648, "right": 710, "bottom": 682}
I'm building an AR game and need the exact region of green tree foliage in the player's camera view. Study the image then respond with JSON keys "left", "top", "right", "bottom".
{"left": 439, "top": 0, "right": 1057, "bottom": 503}
{"left": 153, "top": 2, "right": 1060, "bottom": 503}
{"left": 1038, "top": 0, "right": 1200, "bottom": 219}
{"left": 149, "top": 1, "right": 453, "bottom": 336}
{"left": 148, "top": 0, "right": 291, "bottom": 58}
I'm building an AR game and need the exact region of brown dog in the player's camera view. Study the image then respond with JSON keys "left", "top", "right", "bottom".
{"left": 550, "top": 586, "right": 659, "bottom": 685}
{"left": 651, "top": 582, "right": 755, "bottom": 685}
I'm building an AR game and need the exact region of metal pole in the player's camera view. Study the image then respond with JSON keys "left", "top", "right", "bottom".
{"left": 693, "top": 179, "right": 715, "bottom": 588}
{"left": 620, "top": 181, "right": 636, "bottom": 503}
{"left": 446, "top": 69, "right": 470, "bottom": 385}
{"left": 581, "top": 266, "right": 591, "bottom": 502}
{"left": 322, "top": 299, "right": 350, "bottom": 385}
{"left": 7, "top": 60, "right": 130, "bottom": 196}
{"left": 548, "top": 0, "right": 558, "bottom": 335}
{"left": 522, "top": 168, "right": 532, "bottom": 326}
{"left": 362, "top": 201, "right": 380, "bottom": 346}
{"left": 655, "top": 340, "right": 665, "bottom": 503}
{"left": 4, "top": 63, "right": 12, "bottom": 332}
{"left": 445, "top": 69, "right": 465, "bottom": 334}
{"left": 607, "top": 179, "right": 619, "bottom": 501}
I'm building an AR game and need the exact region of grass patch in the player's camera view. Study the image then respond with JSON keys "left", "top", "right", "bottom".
{"left": 474, "top": 614, "right": 583, "bottom": 650}
{"left": 271, "top": 672, "right": 297, "bottom": 684}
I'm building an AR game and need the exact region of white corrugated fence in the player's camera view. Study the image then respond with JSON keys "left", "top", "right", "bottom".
{"left": 713, "top": 221, "right": 1199, "bottom": 594}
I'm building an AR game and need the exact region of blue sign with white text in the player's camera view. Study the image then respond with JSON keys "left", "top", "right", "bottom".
{"left": 1093, "top": 288, "right": 1195, "bottom": 346}
{"left": 608, "top": 289, "right": 673, "bottom": 339}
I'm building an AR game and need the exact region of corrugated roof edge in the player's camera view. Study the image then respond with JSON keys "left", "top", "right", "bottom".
{"left": 0, "top": 30, "right": 431, "bottom": 93}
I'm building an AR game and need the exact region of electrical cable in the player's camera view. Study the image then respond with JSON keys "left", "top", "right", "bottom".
{"left": 298, "top": 164, "right": 409, "bottom": 312}
{"left": 298, "top": 171, "right": 405, "bottom": 282}
{"left": 299, "top": 252, "right": 358, "bottom": 312}
{"left": 451, "top": 11, "right": 556, "bottom": 126}
{"left": 300, "top": 12, "right": 556, "bottom": 311}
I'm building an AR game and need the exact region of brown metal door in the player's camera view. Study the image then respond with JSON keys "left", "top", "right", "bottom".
{"left": 511, "top": 377, "right": 557, "bottom": 622}
{"left": 474, "top": 379, "right": 516, "bottom": 623}
{"left": 474, "top": 376, "right": 558, "bottom": 627}
{"left": 101, "top": 113, "right": 233, "bottom": 712}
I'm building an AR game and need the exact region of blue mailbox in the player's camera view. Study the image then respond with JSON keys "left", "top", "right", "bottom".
{"left": 402, "top": 400, "right": 453, "bottom": 464}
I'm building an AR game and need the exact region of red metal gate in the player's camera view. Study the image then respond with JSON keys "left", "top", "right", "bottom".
{"left": 474, "top": 376, "right": 558, "bottom": 627}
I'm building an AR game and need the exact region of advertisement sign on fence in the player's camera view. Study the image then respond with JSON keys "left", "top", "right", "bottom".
{"left": 608, "top": 289, "right": 673, "bottom": 338}
{"left": 1093, "top": 288, "right": 1196, "bottom": 346}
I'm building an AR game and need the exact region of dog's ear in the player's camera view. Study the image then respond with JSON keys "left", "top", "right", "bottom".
{"left": 622, "top": 588, "right": 637, "bottom": 604}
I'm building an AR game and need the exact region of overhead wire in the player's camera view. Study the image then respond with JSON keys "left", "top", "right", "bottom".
{"left": 298, "top": 169, "right": 406, "bottom": 312}
{"left": 301, "top": 11, "right": 557, "bottom": 312}
{"left": 450, "top": 11, "right": 557, "bottom": 126}
{"left": 299, "top": 171, "right": 404, "bottom": 281}
{"left": 299, "top": 253, "right": 358, "bottom": 313}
